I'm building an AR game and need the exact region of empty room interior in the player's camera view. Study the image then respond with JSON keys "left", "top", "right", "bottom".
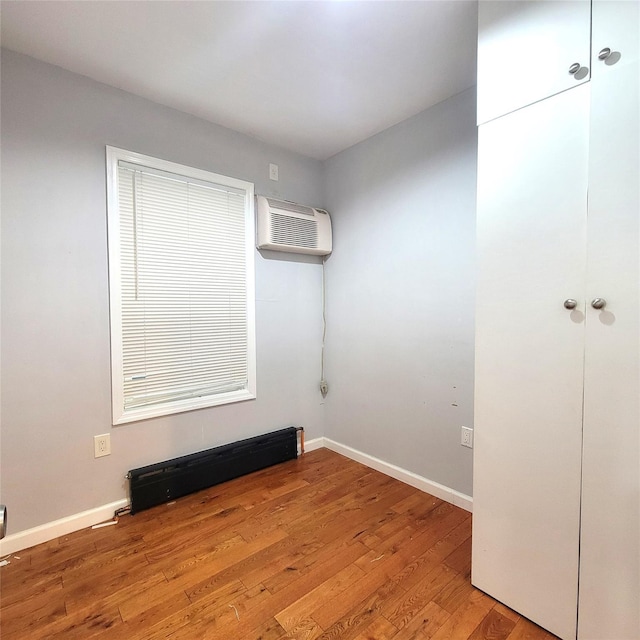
{"left": 0, "top": 1, "right": 638, "bottom": 639}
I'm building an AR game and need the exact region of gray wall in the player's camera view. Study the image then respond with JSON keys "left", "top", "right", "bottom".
{"left": 322, "top": 88, "right": 477, "bottom": 496}
{"left": 1, "top": 49, "right": 478, "bottom": 538}
{"left": 1, "top": 50, "right": 326, "bottom": 533}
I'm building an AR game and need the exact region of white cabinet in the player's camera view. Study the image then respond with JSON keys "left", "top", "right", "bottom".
{"left": 473, "top": 83, "right": 589, "bottom": 640}
{"left": 477, "top": 0, "right": 591, "bottom": 124}
{"left": 473, "top": 2, "right": 639, "bottom": 639}
{"left": 578, "top": 3, "right": 639, "bottom": 638}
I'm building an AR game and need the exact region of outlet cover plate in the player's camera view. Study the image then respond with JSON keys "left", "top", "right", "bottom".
{"left": 94, "top": 434, "right": 111, "bottom": 458}
{"left": 461, "top": 426, "right": 473, "bottom": 449}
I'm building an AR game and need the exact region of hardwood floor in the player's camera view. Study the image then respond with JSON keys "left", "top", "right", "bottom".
{"left": 0, "top": 448, "right": 558, "bottom": 639}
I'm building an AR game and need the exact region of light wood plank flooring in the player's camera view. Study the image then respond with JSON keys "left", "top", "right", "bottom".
{"left": 0, "top": 448, "right": 558, "bottom": 639}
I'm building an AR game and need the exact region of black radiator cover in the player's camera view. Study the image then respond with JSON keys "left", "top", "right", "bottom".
{"left": 128, "top": 426, "right": 298, "bottom": 514}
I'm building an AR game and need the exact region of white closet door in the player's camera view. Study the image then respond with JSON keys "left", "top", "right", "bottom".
{"left": 473, "top": 85, "right": 590, "bottom": 640}
{"left": 578, "top": 3, "right": 640, "bottom": 638}
{"left": 477, "top": 0, "right": 591, "bottom": 125}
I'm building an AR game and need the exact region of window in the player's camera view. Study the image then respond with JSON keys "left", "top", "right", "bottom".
{"left": 106, "top": 147, "right": 256, "bottom": 424}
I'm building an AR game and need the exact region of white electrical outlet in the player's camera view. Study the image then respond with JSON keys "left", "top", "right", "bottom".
{"left": 269, "top": 163, "right": 279, "bottom": 181}
{"left": 94, "top": 434, "right": 111, "bottom": 458}
{"left": 461, "top": 426, "right": 474, "bottom": 449}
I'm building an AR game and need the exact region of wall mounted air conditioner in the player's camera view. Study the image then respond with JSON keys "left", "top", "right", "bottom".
{"left": 256, "top": 195, "right": 332, "bottom": 256}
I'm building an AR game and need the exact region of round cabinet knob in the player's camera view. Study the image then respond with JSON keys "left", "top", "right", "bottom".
{"left": 591, "top": 298, "right": 607, "bottom": 310}
{"left": 598, "top": 47, "right": 612, "bottom": 60}
{"left": 564, "top": 299, "right": 578, "bottom": 310}
{"left": 569, "top": 62, "right": 581, "bottom": 74}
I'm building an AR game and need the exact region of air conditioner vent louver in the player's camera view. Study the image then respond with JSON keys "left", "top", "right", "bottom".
{"left": 266, "top": 198, "right": 315, "bottom": 217}
{"left": 271, "top": 213, "right": 318, "bottom": 248}
{"left": 256, "top": 195, "right": 332, "bottom": 256}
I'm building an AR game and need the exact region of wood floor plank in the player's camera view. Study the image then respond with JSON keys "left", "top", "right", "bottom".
{"left": 381, "top": 563, "right": 457, "bottom": 630}
{"left": 1, "top": 538, "right": 97, "bottom": 592}
{"left": 391, "top": 519, "right": 472, "bottom": 593}
{"left": 127, "top": 578, "right": 252, "bottom": 640}
{"left": 233, "top": 533, "right": 325, "bottom": 589}
{"left": 23, "top": 603, "right": 123, "bottom": 640}
{"left": 355, "top": 524, "right": 420, "bottom": 574}
{"left": 310, "top": 552, "right": 409, "bottom": 631}
{"left": 119, "top": 588, "right": 192, "bottom": 631}
{"left": 260, "top": 537, "right": 369, "bottom": 594}
{"left": 442, "top": 534, "right": 472, "bottom": 578}
{"left": 352, "top": 615, "right": 398, "bottom": 640}
{"left": 0, "top": 570, "right": 62, "bottom": 608}
{"left": 275, "top": 562, "right": 365, "bottom": 632}
{"left": 0, "top": 449, "right": 559, "bottom": 640}
{"left": 240, "top": 616, "right": 288, "bottom": 640}
{"left": 505, "top": 617, "right": 557, "bottom": 640}
{"left": 432, "top": 570, "right": 477, "bottom": 615}
{"left": 63, "top": 563, "right": 162, "bottom": 614}
{"left": 62, "top": 538, "right": 149, "bottom": 582}
{"left": 279, "top": 618, "right": 324, "bottom": 640}
{"left": 493, "top": 602, "right": 521, "bottom": 625}
{"left": 389, "top": 600, "right": 451, "bottom": 640}
{"left": 71, "top": 572, "right": 168, "bottom": 622}
{"left": 181, "top": 528, "right": 288, "bottom": 602}
{"left": 313, "top": 577, "right": 405, "bottom": 640}
{"left": 0, "top": 587, "right": 67, "bottom": 638}
{"left": 234, "top": 477, "right": 311, "bottom": 510}
{"left": 468, "top": 607, "right": 517, "bottom": 640}
{"left": 157, "top": 532, "right": 245, "bottom": 577}
{"left": 135, "top": 582, "right": 266, "bottom": 640}
{"left": 430, "top": 590, "right": 496, "bottom": 640}
{"left": 368, "top": 513, "right": 417, "bottom": 544}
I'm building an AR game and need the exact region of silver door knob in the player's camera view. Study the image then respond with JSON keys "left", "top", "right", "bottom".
{"left": 591, "top": 298, "right": 606, "bottom": 310}
{"left": 564, "top": 299, "right": 577, "bottom": 310}
{"left": 598, "top": 47, "right": 612, "bottom": 60}
{"left": 569, "top": 63, "right": 581, "bottom": 74}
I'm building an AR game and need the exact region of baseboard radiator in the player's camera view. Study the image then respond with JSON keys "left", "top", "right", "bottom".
{"left": 127, "top": 426, "right": 299, "bottom": 514}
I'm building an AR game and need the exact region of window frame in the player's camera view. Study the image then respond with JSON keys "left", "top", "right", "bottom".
{"left": 106, "top": 146, "right": 256, "bottom": 425}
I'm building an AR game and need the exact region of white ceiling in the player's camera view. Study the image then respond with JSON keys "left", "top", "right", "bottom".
{"left": 0, "top": 1, "right": 478, "bottom": 160}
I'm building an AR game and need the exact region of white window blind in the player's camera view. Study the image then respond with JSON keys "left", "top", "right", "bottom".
{"left": 107, "top": 147, "right": 256, "bottom": 424}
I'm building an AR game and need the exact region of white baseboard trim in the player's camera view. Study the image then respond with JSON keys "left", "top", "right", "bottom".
{"left": 322, "top": 438, "right": 473, "bottom": 513}
{"left": 300, "top": 436, "right": 324, "bottom": 453}
{"left": 0, "top": 499, "right": 129, "bottom": 556}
